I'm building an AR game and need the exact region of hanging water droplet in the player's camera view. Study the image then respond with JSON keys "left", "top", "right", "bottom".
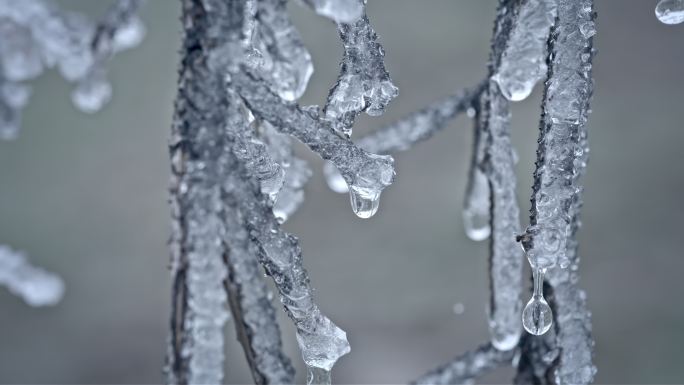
{"left": 522, "top": 268, "right": 553, "bottom": 336}
{"left": 493, "top": 73, "right": 536, "bottom": 102}
{"left": 323, "top": 161, "right": 348, "bottom": 193}
{"left": 656, "top": 0, "right": 684, "bottom": 25}
{"left": 307, "top": 365, "right": 331, "bottom": 385}
{"left": 349, "top": 186, "right": 380, "bottom": 219}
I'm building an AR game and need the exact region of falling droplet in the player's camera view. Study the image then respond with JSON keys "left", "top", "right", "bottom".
{"left": 307, "top": 365, "right": 331, "bottom": 385}
{"left": 656, "top": 0, "right": 684, "bottom": 24}
{"left": 452, "top": 302, "right": 465, "bottom": 315}
{"left": 323, "top": 161, "right": 348, "bottom": 194}
{"left": 522, "top": 268, "right": 553, "bottom": 336}
{"left": 349, "top": 186, "right": 380, "bottom": 219}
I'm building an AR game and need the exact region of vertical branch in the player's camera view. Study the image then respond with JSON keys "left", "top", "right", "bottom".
{"left": 166, "top": 1, "right": 292, "bottom": 383}
{"left": 518, "top": 0, "right": 597, "bottom": 384}
{"left": 481, "top": 0, "right": 525, "bottom": 351}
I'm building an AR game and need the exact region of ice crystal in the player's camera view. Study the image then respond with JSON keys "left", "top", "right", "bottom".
{"left": 656, "top": 0, "right": 684, "bottom": 24}
{"left": 323, "top": 9, "right": 398, "bottom": 137}
{"left": 0, "top": 0, "right": 144, "bottom": 138}
{"left": 492, "top": 0, "right": 557, "bottom": 101}
{"left": 0, "top": 245, "right": 64, "bottom": 307}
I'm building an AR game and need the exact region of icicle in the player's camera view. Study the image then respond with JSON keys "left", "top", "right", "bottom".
{"left": 492, "top": 0, "right": 557, "bottom": 101}
{"left": 518, "top": 0, "right": 596, "bottom": 382}
{"left": 0, "top": 245, "right": 64, "bottom": 307}
{"left": 323, "top": 10, "right": 398, "bottom": 137}
{"left": 300, "top": 0, "right": 364, "bottom": 24}
{"left": 656, "top": 0, "right": 684, "bottom": 24}
{"left": 234, "top": 70, "right": 395, "bottom": 219}
{"left": 462, "top": 96, "right": 491, "bottom": 241}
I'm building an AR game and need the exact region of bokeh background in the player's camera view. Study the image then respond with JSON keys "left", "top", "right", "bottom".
{"left": 1, "top": 0, "right": 682, "bottom": 383}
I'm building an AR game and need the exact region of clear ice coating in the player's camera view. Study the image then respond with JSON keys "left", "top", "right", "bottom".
{"left": 0, "top": 0, "right": 144, "bottom": 138}
{"left": 0, "top": 245, "right": 64, "bottom": 307}
{"left": 656, "top": 0, "right": 684, "bottom": 24}
{"left": 307, "top": 365, "right": 332, "bottom": 385}
{"left": 300, "top": 0, "right": 364, "bottom": 24}
{"left": 522, "top": 268, "right": 553, "bottom": 335}
{"left": 492, "top": 0, "right": 557, "bottom": 102}
{"left": 233, "top": 70, "right": 395, "bottom": 219}
{"left": 322, "top": 84, "right": 486, "bottom": 195}
{"left": 323, "top": 10, "right": 398, "bottom": 137}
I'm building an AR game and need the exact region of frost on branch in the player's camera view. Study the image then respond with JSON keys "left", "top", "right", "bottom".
{"left": 492, "top": 0, "right": 557, "bottom": 102}
{"left": 0, "top": 0, "right": 144, "bottom": 139}
{"left": 323, "top": 5, "right": 398, "bottom": 137}
{"left": 0, "top": 245, "right": 64, "bottom": 307}
{"left": 481, "top": 0, "right": 525, "bottom": 352}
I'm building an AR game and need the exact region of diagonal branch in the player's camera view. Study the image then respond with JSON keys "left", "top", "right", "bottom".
{"left": 412, "top": 343, "right": 516, "bottom": 385}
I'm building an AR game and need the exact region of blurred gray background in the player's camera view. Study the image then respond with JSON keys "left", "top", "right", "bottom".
{"left": 0, "top": 0, "right": 682, "bottom": 383}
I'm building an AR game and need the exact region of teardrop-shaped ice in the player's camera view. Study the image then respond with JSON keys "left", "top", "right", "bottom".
{"left": 522, "top": 268, "right": 553, "bottom": 336}
{"left": 656, "top": 0, "right": 684, "bottom": 25}
{"left": 349, "top": 186, "right": 380, "bottom": 219}
{"left": 522, "top": 296, "right": 553, "bottom": 336}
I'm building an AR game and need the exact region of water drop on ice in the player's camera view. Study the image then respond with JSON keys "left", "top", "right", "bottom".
{"left": 349, "top": 186, "right": 380, "bottom": 219}
{"left": 323, "top": 161, "right": 348, "bottom": 193}
{"left": 522, "top": 268, "right": 553, "bottom": 336}
{"left": 307, "top": 366, "right": 331, "bottom": 385}
{"left": 656, "top": 0, "right": 684, "bottom": 24}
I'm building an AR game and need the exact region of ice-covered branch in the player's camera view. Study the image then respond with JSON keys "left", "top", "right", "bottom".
{"left": 519, "top": 0, "right": 595, "bottom": 340}
{"left": 233, "top": 70, "right": 395, "bottom": 218}
{"left": 0, "top": 0, "right": 145, "bottom": 138}
{"left": 322, "top": 82, "right": 486, "bottom": 194}
{"left": 323, "top": 8, "right": 398, "bottom": 136}
{"left": 412, "top": 343, "right": 515, "bottom": 385}
{"left": 222, "top": 193, "right": 296, "bottom": 384}
{"left": 0, "top": 245, "right": 64, "bottom": 307}
{"left": 481, "top": 0, "right": 525, "bottom": 351}
{"left": 517, "top": 0, "right": 596, "bottom": 382}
